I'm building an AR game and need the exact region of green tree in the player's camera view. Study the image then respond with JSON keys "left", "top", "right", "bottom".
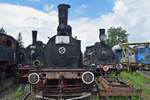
{"left": 106, "top": 27, "right": 129, "bottom": 47}
{"left": 17, "top": 33, "right": 24, "bottom": 48}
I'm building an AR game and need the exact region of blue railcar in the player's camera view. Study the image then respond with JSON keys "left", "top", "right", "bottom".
{"left": 135, "top": 47, "right": 150, "bottom": 64}
{"left": 113, "top": 43, "right": 150, "bottom": 70}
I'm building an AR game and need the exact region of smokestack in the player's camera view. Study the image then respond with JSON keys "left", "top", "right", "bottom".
{"left": 58, "top": 4, "right": 70, "bottom": 26}
{"left": 99, "top": 29, "right": 105, "bottom": 34}
{"left": 32, "top": 30, "right": 37, "bottom": 44}
{"left": 99, "top": 29, "right": 106, "bottom": 42}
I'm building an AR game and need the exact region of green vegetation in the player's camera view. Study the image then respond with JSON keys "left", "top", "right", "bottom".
{"left": 14, "top": 86, "right": 24, "bottom": 98}
{"left": 106, "top": 27, "right": 129, "bottom": 47}
{"left": 120, "top": 71, "right": 150, "bottom": 100}
{"left": 104, "top": 71, "right": 150, "bottom": 100}
{"left": 0, "top": 84, "right": 28, "bottom": 100}
{"left": 120, "top": 71, "right": 150, "bottom": 95}
{"left": 4, "top": 85, "right": 24, "bottom": 100}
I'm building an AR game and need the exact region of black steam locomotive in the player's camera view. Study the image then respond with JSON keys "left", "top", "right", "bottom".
{"left": 84, "top": 29, "right": 116, "bottom": 72}
{"left": 25, "top": 5, "right": 82, "bottom": 69}
{"left": 44, "top": 4, "right": 82, "bottom": 68}
{"left": 84, "top": 29, "right": 115, "bottom": 65}
{"left": 0, "top": 28, "right": 18, "bottom": 84}
{"left": 25, "top": 30, "right": 45, "bottom": 67}
{"left": 21, "top": 4, "right": 97, "bottom": 100}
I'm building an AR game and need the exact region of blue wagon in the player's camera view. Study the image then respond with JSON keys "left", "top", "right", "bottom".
{"left": 135, "top": 47, "right": 150, "bottom": 65}
{"left": 113, "top": 43, "right": 150, "bottom": 71}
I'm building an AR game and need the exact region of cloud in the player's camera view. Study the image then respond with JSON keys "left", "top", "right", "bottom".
{"left": 43, "top": 4, "right": 55, "bottom": 12}
{"left": 100, "top": 0, "right": 150, "bottom": 42}
{"left": 75, "top": 4, "right": 88, "bottom": 15}
{"left": 0, "top": 0, "right": 150, "bottom": 52}
{"left": 72, "top": 0, "right": 150, "bottom": 50}
{"left": 0, "top": 3, "right": 57, "bottom": 46}
{"left": 80, "top": 4, "right": 88, "bottom": 9}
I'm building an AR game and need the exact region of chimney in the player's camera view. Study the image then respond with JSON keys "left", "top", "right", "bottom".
{"left": 32, "top": 30, "right": 37, "bottom": 44}
{"left": 58, "top": 4, "right": 70, "bottom": 26}
{"left": 99, "top": 29, "right": 106, "bottom": 42}
{"left": 99, "top": 29, "right": 105, "bottom": 34}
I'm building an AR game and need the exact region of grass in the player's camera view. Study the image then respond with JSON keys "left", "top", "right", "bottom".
{"left": 12, "top": 84, "right": 30, "bottom": 100}
{"left": 0, "top": 84, "right": 28, "bottom": 100}
{"left": 101, "top": 71, "right": 150, "bottom": 100}
{"left": 120, "top": 71, "right": 150, "bottom": 100}
{"left": 120, "top": 71, "right": 150, "bottom": 95}
{"left": 14, "top": 85, "right": 24, "bottom": 98}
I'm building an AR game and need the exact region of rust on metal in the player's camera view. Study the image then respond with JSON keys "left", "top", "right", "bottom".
{"left": 98, "top": 77, "right": 142, "bottom": 96}
{"left": 28, "top": 68, "right": 94, "bottom": 99}
{"left": 30, "top": 68, "right": 91, "bottom": 79}
{"left": 44, "top": 72, "right": 82, "bottom": 79}
{"left": 30, "top": 68, "right": 90, "bottom": 72}
{"left": 17, "top": 65, "right": 34, "bottom": 82}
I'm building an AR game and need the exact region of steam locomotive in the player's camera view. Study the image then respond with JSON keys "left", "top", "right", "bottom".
{"left": 44, "top": 4, "right": 82, "bottom": 68}
{"left": 20, "top": 4, "right": 97, "bottom": 100}
{"left": 84, "top": 29, "right": 115, "bottom": 65}
{"left": 25, "top": 30, "right": 45, "bottom": 67}
{"left": 0, "top": 28, "right": 18, "bottom": 84}
{"left": 84, "top": 29, "right": 118, "bottom": 72}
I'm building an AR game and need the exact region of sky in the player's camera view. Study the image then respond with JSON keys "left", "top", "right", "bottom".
{"left": 0, "top": 0, "right": 114, "bottom": 18}
{"left": 0, "top": 0, "right": 150, "bottom": 51}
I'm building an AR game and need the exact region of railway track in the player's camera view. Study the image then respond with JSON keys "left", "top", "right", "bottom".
{"left": 21, "top": 77, "right": 142, "bottom": 100}
{"left": 97, "top": 77, "right": 142, "bottom": 100}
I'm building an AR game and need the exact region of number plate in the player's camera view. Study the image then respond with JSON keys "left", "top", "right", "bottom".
{"left": 55, "top": 36, "right": 70, "bottom": 44}
{"left": 46, "top": 72, "right": 82, "bottom": 79}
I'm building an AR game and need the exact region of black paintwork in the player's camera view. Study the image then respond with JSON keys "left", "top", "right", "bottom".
{"left": 25, "top": 4, "right": 82, "bottom": 68}
{"left": 84, "top": 29, "right": 115, "bottom": 65}
{"left": 45, "top": 4, "right": 82, "bottom": 68}
{"left": 0, "top": 29, "right": 18, "bottom": 65}
{"left": 25, "top": 31, "right": 45, "bottom": 65}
